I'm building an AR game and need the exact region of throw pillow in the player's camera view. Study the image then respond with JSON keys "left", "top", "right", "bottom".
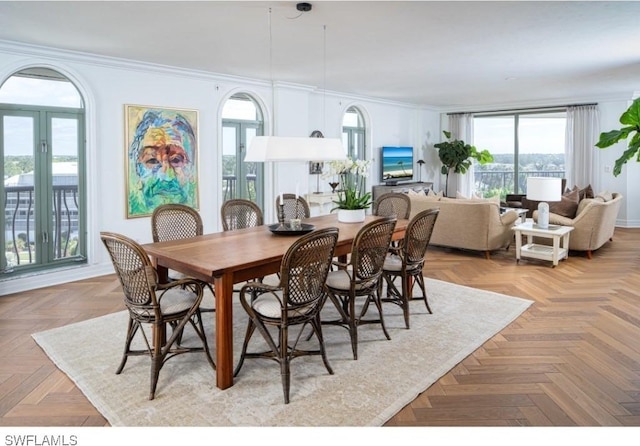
{"left": 596, "top": 190, "right": 613, "bottom": 202}
{"left": 579, "top": 184, "right": 595, "bottom": 200}
{"left": 548, "top": 187, "right": 580, "bottom": 218}
{"left": 455, "top": 191, "right": 468, "bottom": 199}
{"left": 427, "top": 189, "right": 443, "bottom": 197}
{"left": 411, "top": 193, "right": 440, "bottom": 202}
{"left": 406, "top": 189, "right": 421, "bottom": 196}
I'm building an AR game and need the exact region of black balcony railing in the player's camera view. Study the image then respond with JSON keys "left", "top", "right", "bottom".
{"left": 3, "top": 184, "right": 79, "bottom": 268}
{"left": 474, "top": 170, "right": 565, "bottom": 197}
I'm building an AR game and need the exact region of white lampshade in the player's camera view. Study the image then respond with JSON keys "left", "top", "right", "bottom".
{"left": 527, "top": 177, "right": 561, "bottom": 229}
{"left": 245, "top": 136, "right": 346, "bottom": 162}
{"left": 526, "top": 177, "right": 562, "bottom": 202}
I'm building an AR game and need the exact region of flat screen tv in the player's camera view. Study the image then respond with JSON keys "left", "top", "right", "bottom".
{"left": 381, "top": 146, "right": 414, "bottom": 184}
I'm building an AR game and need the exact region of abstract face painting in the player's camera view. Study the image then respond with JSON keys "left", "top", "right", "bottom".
{"left": 125, "top": 105, "right": 199, "bottom": 218}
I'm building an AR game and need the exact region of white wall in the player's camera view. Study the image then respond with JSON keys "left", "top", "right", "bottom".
{"left": 0, "top": 42, "right": 439, "bottom": 294}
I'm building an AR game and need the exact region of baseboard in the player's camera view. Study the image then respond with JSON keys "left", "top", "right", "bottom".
{"left": 0, "top": 263, "right": 114, "bottom": 296}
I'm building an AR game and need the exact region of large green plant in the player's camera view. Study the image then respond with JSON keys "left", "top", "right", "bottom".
{"left": 434, "top": 130, "right": 493, "bottom": 195}
{"left": 596, "top": 97, "right": 640, "bottom": 176}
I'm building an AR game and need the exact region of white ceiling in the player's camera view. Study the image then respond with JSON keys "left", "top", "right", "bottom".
{"left": 1, "top": 1, "right": 639, "bottom": 110}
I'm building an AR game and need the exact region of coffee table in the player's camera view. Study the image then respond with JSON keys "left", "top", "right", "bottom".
{"left": 513, "top": 221, "right": 574, "bottom": 267}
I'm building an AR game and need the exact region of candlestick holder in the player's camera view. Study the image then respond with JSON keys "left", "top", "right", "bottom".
{"left": 276, "top": 203, "right": 287, "bottom": 230}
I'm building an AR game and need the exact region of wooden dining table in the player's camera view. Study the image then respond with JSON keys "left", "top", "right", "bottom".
{"left": 142, "top": 213, "right": 408, "bottom": 390}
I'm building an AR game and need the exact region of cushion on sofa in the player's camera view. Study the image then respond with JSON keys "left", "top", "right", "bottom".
{"left": 548, "top": 187, "right": 580, "bottom": 218}
{"left": 596, "top": 190, "right": 613, "bottom": 202}
{"left": 578, "top": 184, "right": 594, "bottom": 200}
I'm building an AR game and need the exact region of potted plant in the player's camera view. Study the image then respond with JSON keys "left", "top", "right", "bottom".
{"left": 434, "top": 130, "right": 493, "bottom": 196}
{"left": 596, "top": 97, "right": 640, "bottom": 176}
{"left": 324, "top": 157, "right": 373, "bottom": 222}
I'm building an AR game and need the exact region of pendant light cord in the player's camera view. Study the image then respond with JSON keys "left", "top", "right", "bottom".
{"left": 269, "top": 7, "right": 274, "bottom": 136}
{"left": 323, "top": 24, "right": 327, "bottom": 133}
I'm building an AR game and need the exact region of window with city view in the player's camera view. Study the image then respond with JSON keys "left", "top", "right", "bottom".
{"left": 473, "top": 110, "right": 566, "bottom": 199}
{"left": 1, "top": 68, "right": 85, "bottom": 275}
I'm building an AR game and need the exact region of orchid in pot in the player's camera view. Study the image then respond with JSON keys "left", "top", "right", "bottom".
{"left": 324, "top": 157, "right": 373, "bottom": 222}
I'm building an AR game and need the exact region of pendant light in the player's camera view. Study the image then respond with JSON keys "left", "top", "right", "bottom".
{"left": 245, "top": 4, "right": 345, "bottom": 162}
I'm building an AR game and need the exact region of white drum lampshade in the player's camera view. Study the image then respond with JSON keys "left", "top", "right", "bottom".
{"left": 526, "top": 177, "right": 562, "bottom": 229}
{"left": 245, "top": 136, "right": 346, "bottom": 162}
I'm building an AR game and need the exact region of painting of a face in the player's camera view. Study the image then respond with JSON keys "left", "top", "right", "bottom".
{"left": 126, "top": 106, "right": 199, "bottom": 218}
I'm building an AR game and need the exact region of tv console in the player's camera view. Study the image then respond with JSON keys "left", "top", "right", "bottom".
{"left": 372, "top": 181, "right": 434, "bottom": 203}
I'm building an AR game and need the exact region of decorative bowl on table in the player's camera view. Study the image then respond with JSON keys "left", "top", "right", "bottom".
{"left": 268, "top": 223, "right": 315, "bottom": 236}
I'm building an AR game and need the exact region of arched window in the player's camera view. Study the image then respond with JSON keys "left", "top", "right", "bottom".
{"left": 1, "top": 67, "right": 86, "bottom": 276}
{"left": 342, "top": 106, "right": 366, "bottom": 160}
{"left": 221, "top": 93, "right": 264, "bottom": 209}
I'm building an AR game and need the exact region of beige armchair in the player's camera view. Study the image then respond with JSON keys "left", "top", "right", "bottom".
{"left": 533, "top": 193, "right": 622, "bottom": 259}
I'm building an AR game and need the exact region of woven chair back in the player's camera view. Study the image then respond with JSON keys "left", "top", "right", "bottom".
{"left": 351, "top": 216, "right": 397, "bottom": 283}
{"left": 151, "top": 204, "right": 203, "bottom": 242}
{"left": 100, "top": 232, "right": 157, "bottom": 309}
{"left": 221, "top": 199, "right": 264, "bottom": 231}
{"left": 280, "top": 227, "right": 339, "bottom": 308}
{"left": 404, "top": 208, "right": 439, "bottom": 266}
{"left": 276, "top": 193, "right": 311, "bottom": 221}
{"left": 373, "top": 192, "right": 411, "bottom": 219}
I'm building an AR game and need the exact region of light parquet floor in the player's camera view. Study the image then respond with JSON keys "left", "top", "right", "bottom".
{"left": 1, "top": 228, "right": 639, "bottom": 427}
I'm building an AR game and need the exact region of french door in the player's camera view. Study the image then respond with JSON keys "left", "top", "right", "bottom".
{"left": 1, "top": 106, "right": 86, "bottom": 276}
{"left": 221, "top": 120, "right": 263, "bottom": 209}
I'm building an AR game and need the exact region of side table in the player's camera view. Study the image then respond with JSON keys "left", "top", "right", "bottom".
{"left": 306, "top": 192, "right": 338, "bottom": 216}
{"left": 513, "top": 221, "right": 574, "bottom": 267}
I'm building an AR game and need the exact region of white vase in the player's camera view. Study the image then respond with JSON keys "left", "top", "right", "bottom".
{"left": 338, "top": 208, "right": 366, "bottom": 223}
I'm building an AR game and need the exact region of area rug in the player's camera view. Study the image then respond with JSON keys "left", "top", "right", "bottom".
{"left": 32, "top": 278, "right": 532, "bottom": 426}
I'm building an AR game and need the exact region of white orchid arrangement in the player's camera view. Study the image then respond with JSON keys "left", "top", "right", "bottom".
{"left": 323, "top": 157, "right": 373, "bottom": 210}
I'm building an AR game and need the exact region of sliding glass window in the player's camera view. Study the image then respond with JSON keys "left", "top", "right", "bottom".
{"left": 473, "top": 110, "right": 566, "bottom": 198}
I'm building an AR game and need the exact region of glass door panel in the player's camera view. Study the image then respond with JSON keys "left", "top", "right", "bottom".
{"left": 473, "top": 116, "right": 515, "bottom": 197}
{"left": 221, "top": 122, "right": 263, "bottom": 209}
{"left": 222, "top": 125, "right": 238, "bottom": 201}
{"left": 518, "top": 113, "right": 566, "bottom": 193}
{"left": 3, "top": 114, "right": 37, "bottom": 270}
{"left": 50, "top": 116, "right": 81, "bottom": 261}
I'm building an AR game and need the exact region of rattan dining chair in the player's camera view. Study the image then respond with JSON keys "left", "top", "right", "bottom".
{"left": 372, "top": 192, "right": 411, "bottom": 219}
{"left": 100, "top": 231, "right": 216, "bottom": 400}
{"left": 373, "top": 192, "right": 411, "bottom": 254}
{"left": 233, "top": 227, "right": 339, "bottom": 404}
{"left": 382, "top": 208, "right": 439, "bottom": 328}
{"left": 151, "top": 204, "right": 214, "bottom": 310}
{"left": 323, "top": 216, "right": 397, "bottom": 360}
{"left": 276, "top": 193, "right": 310, "bottom": 222}
{"left": 220, "top": 198, "right": 263, "bottom": 231}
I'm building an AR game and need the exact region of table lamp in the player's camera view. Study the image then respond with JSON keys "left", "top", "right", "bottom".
{"left": 526, "top": 177, "right": 562, "bottom": 229}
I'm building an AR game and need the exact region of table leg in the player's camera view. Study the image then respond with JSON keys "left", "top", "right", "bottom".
{"left": 515, "top": 230, "right": 522, "bottom": 263}
{"left": 552, "top": 235, "right": 560, "bottom": 267}
{"left": 214, "top": 273, "right": 235, "bottom": 389}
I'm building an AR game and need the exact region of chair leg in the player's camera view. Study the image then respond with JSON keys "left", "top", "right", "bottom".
{"left": 399, "top": 274, "right": 412, "bottom": 329}
{"left": 311, "top": 314, "right": 334, "bottom": 375}
{"left": 116, "top": 317, "right": 137, "bottom": 374}
{"left": 370, "top": 289, "right": 391, "bottom": 340}
{"left": 149, "top": 322, "right": 166, "bottom": 400}
{"left": 414, "top": 274, "right": 432, "bottom": 314}
{"left": 348, "top": 295, "right": 358, "bottom": 360}
{"left": 234, "top": 319, "right": 256, "bottom": 376}
{"left": 279, "top": 325, "right": 291, "bottom": 404}
{"left": 191, "top": 310, "right": 216, "bottom": 370}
